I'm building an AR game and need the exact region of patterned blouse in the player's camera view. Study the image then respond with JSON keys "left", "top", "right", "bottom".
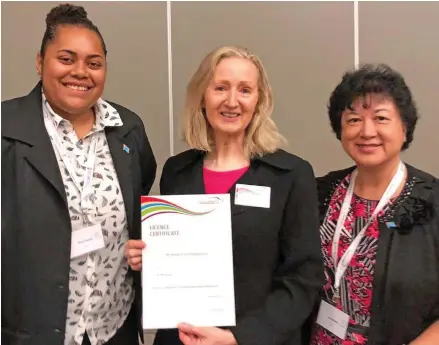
{"left": 311, "top": 173, "right": 413, "bottom": 345}
{"left": 42, "top": 94, "right": 134, "bottom": 345}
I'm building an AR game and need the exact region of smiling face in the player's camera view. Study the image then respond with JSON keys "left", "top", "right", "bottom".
{"left": 203, "top": 57, "right": 259, "bottom": 141}
{"left": 341, "top": 93, "right": 407, "bottom": 169}
{"left": 36, "top": 25, "right": 106, "bottom": 118}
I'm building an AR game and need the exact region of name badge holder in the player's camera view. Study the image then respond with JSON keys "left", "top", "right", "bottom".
{"left": 316, "top": 161, "right": 406, "bottom": 339}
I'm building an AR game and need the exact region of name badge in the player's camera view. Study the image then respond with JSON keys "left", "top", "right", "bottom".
{"left": 71, "top": 224, "right": 105, "bottom": 259}
{"left": 316, "top": 300, "right": 350, "bottom": 340}
{"left": 235, "top": 184, "right": 271, "bottom": 208}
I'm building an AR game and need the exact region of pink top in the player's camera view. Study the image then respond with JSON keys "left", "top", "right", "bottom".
{"left": 203, "top": 166, "right": 249, "bottom": 194}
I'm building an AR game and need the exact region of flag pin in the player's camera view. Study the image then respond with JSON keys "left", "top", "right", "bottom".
{"left": 386, "top": 221, "right": 397, "bottom": 228}
{"left": 123, "top": 144, "right": 130, "bottom": 153}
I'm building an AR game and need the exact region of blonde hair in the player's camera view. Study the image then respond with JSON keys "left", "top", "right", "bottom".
{"left": 183, "top": 46, "right": 285, "bottom": 158}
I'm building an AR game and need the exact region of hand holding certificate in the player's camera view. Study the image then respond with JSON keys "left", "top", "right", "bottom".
{"left": 141, "top": 194, "right": 236, "bottom": 330}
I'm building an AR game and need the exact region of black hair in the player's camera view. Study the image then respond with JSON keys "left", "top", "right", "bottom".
{"left": 328, "top": 63, "right": 419, "bottom": 150}
{"left": 40, "top": 3, "right": 107, "bottom": 58}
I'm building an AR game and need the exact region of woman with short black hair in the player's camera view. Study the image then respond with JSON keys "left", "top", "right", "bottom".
{"left": 310, "top": 64, "right": 439, "bottom": 345}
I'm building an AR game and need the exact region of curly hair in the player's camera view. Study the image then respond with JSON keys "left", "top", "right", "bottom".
{"left": 328, "top": 63, "right": 419, "bottom": 150}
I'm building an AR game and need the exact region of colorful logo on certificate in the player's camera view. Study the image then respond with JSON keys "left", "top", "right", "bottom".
{"left": 141, "top": 196, "right": 215, "bottom": 221}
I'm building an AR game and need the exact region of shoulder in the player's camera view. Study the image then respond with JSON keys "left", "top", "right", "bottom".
{"left": 406, "top": 164, "right": 439, "bottom": 210}
{"left": 2, "top": 86, "right": 43, "bottom": 142}
{"left": 316, "top": 166, "right": 355, "bottom": 190}
{"left": 106, "top": 101, "right": 145, "bottom": 129}
{"left": 1, "top": 95, "right": 27, "bottom": 122}
{"left": 2, "top": 83, "right": 44, "bottom": 128}
{"left": 315, "top": 167, "right": 355, "bottom": 213}
{"left": 160, "top": 149, "right": 202, "bottom": 193}
{"left": 401, "top": 165, "right": 439, "bottom": 244}
{"left": 163, "top": 149, "right": 202, "bottom": 174}
{"left": 1, "top": 95, "right": 26, "bottom": 109}
{"left": 406, "top": 164, "right": 439, "bottom": 204}
{"left": 406, "top": 164, "right": 438, "bottom": 184}
{"left": 257, "top": 149, "right": 313, "bottom": 174}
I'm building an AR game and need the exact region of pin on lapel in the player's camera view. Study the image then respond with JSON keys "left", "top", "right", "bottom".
{"left": 123, "top": 144, "right": 130, "bottom": 153}
{"left": 386, "top": 221, "right": 397, "bottom": 228}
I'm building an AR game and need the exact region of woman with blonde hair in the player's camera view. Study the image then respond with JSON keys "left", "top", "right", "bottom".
{"left": 126, "top": 46, "right": 324, "bottom": 345}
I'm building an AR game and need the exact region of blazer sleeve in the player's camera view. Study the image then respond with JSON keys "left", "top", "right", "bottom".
{"left": 430, "top": 180, "right": 439, "bottom": 321}
{"left": 231, "top": 161, "right": 325, "bottom": 345}
{"left": 134, "top": 120, "right": 157, "bottom": 195}
{"left": 159, "top": 157, "right": 174, "bottom": 195}
{"left": 1, "top": 137, "right": 13, "bottom": 233}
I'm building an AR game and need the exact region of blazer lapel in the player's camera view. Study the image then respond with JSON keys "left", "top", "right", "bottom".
{"left": 106, "top": 127, "right": 134, "bottom": 233}
{"left": 368, "top": 165, "right": 422, "bottom": 344}
{"left": 175, "top": 158, "right": 205, "bottom": 195}
{"left": 368, "top": 219, "right": 393, "bottom": 344}
{"left": 24, "top": 138, "right": 67, "bottom": 204}
{"left": 172, "top": 153, "right": 283, "bottom": 216}
{"left": 2, "top": 83, "right": 67, "bottom": 205}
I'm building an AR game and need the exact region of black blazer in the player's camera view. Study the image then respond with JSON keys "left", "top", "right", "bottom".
{"left": 316, "top": 164, "right": 439, "bottom": 345}
{"left": 1, "top": 84, "right": 157, "bottom": 345}
{"left": 153, "top": 149, "right": 324, "bottom": 345}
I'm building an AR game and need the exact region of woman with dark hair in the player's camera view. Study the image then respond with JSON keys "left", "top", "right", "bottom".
{"left": 1, "top": 4, "right": 156, "bottom": 345}
{"left": 310, "top": 64, "right": 439, "bottom": 345}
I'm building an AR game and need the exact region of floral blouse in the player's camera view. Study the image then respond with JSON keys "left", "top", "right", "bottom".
{"left": 310, "top": 173, "right": 414, "bottom": 345}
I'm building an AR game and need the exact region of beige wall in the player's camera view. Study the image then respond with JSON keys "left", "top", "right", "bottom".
{"left": 359, "top": 1, "right": 439, "bottom": 176}
{"left": 1, "top": 1, "right": 170, "bottom": 194}
{"left": 171, "top": 1, "right": 356, "bottom": 175}
{"left": 2, "top": 1, "right": 438, "bottom": 344}
{"left": 2, "top": 1, "right": 438, "bottom": 184}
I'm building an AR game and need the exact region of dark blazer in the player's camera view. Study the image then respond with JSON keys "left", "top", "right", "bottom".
{"left": 315, "top": 164, "right": 439, "bottom": 345}
{"left": 153, "top": 149, "right": 324, "bottom": 345}
{"left": 1, "top": 84, "right": 157, "bottom": 345}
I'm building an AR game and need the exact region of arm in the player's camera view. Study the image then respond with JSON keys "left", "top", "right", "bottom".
{"left": 410, "top": 185, "right": 439, "bottom": 344}
{"left": 1, "top": 138, "right": 14, "bottom": 233}
{"left": 136, "top": 120, "right": 157, "bottom": 195}
{"left": 231, "top": 161, "right": 325, "bottom": 345}
{"left": 125, "top": 121, "right": 156, "bottom": 270}
{"left": 159, "top": 158, "right": 171, "bottom": 195}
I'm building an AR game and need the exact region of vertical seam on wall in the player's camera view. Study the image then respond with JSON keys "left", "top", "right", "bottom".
{"left": 354, "top": 0, "right": 359, "bottom": 68}
{"left": 167, "top": 0, "right": 174, "bottom": 156}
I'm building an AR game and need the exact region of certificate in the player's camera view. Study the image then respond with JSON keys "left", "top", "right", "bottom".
{"left": 141, "top": 194, "right": 236, "bottom": 330}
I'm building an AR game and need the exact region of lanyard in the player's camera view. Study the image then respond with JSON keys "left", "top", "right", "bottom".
{"left": 43, "top": 112, "right": 98, "bottom": 213}
{"left": 332, "top": 161, "right": 405, "bottom": 299}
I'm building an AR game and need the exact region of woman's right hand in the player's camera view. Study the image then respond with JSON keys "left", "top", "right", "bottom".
{"left": 125, "top": 240, "right": 146, "bottom": 271}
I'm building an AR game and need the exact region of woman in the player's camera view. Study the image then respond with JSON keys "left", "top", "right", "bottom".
{"left": 126, "top": 46, "right": 324, "bottom": 345}
{"left": 310, "top": 64, "right": 439, "bottom": 345}
{"left": 1, "top": 4, "right": 156, "bottom": 345}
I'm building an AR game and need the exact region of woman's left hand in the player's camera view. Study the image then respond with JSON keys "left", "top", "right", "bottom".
{"left": 177, "top": 323, "right": 238, "bottom": 345}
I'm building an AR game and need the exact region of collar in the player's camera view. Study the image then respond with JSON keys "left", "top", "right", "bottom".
{"left": 171, "top": 149, "right": 296, "bottom": 173}
{"left": 41, "top": 91, "right": 123, "bottom": 131}
{"left": 2, "top": 83, "right": 132, "bottom": 147}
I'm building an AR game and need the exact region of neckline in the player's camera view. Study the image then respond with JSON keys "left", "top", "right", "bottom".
{"left": 203, "top": 165, "right": 249, "bottom": 173}
{"left": 353, "top": 193, "right": 380, "bottom": 202}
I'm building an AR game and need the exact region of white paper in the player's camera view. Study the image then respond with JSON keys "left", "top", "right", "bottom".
{"left": 141, "top": 194, "right": 236, "bottom": 329}
{"left": 235, "top": 184, "right": 271, "bottom": 208}
{"left": 70, "top": 224, "right": 105, "bottom": 258}
{"left": 316, "top": 300, "right": 350, "bottom": 340}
